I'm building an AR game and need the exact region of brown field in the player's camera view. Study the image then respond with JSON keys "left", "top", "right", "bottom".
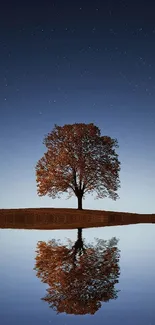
{"left": 0, "top": 208, "right": 155, "bottom": 230}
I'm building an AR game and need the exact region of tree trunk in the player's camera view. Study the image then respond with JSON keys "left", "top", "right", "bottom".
{"left": 78, "top": 195, "right": 82, "bottom": 210}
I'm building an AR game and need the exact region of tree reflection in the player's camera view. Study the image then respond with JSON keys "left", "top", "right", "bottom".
{"left": 34, "top": 229, "right": 120, "bottom": 315}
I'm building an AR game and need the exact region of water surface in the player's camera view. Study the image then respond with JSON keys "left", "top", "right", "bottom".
{"left": 0, "top": 224, "right": 155, "bottom": 324}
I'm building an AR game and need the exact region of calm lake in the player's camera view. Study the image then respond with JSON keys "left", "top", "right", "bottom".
{"left": 0, "top": 223, "right": 155, "bottom": 324}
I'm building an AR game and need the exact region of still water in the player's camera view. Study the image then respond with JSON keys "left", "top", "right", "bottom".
{"left": 0, "top": 224, "right": 155, "bottom": 324}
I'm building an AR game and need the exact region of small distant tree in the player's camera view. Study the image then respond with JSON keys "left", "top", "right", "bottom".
{"left": 36, "top": 123, "right": 120, "bottom": 209}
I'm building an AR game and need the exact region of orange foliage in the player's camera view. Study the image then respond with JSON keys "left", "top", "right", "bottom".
{"left": 36, "top": 123, "right": 120, "bottom": 207}
{"left": 34, "top": 234, "right": 120, "bottom": 315}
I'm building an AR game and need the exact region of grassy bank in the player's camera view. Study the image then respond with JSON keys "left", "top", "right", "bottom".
{"left": 0, "top": 208, "right": 155, "bottom": 230}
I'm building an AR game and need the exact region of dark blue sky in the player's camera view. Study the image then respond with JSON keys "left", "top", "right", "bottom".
{"left": 0, "top": 0, "right": 155, "bottom": 212}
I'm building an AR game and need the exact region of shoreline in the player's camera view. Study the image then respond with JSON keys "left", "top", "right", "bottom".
{"left": 0, "top": 207, "right": 155, "bottom": 230}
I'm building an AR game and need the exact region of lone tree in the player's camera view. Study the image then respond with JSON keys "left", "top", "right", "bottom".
{"left": 36, "top": 123, "right": 120, "bottom": 209}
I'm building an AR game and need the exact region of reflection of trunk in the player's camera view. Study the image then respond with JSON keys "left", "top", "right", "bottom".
{"left": 74, "top": 228, "right": 83, "bottom": 251}
{"left": 78, "top": 228, "right": 82, "bottom": 242}
{"left": 78, "top": 196, "right": 82, "bottom": 210}
{"left": 72, "top": 228, "right": 85, "bottom": 262}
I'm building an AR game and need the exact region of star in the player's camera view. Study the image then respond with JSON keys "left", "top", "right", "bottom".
{"left": 109, "top": 28, "right": 116, "bottom": 35}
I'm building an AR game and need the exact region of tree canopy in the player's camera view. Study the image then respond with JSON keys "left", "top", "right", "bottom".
{"left": 36, "top": 123, "right": 121, "bottom": 209}
{"left": 34, "top": 232, "right": 120, "bottom": 315}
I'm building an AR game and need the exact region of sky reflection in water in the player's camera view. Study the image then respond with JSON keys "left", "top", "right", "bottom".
{"left": 0, "top": 224, "right": 155, "bottom": 324}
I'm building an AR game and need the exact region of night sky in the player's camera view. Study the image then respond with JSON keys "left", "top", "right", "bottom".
{"left": 0, "top": 0, "right": 155, "bottom": 213}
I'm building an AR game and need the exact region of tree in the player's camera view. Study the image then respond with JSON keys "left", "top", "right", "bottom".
{"left": 34, "top": 232, "right": 120, "bottom": 315}
{"left": 36, "top": 123, "right": 120, "bottom": 209}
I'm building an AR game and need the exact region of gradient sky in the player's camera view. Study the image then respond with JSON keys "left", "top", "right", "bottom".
{"left": 0, "top": 0, "right": 155, "bottom": 213}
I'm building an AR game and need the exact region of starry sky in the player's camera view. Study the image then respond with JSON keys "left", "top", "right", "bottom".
{"left": 0, "top": 0, "right": 155, "bottom": 213}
